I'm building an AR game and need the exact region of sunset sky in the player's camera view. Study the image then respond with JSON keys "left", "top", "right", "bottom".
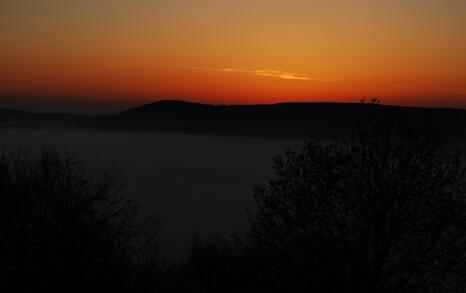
{"left": 1, "top": 0, "right": 465, "bottom": 113}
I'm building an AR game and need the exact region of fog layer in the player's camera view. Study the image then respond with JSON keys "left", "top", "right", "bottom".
{"left": 0, "top": 128, "right": 304, "bottom": 259}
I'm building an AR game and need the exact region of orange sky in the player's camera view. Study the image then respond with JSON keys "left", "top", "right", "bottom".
{"left": 1, "top": 0, "right": 465, "bottom": 113}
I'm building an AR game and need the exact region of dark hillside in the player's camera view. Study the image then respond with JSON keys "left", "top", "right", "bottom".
{"left": 2, "top": 100, "right": 466, "bottom": 138}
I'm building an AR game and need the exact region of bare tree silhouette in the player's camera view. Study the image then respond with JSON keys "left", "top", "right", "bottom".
{"left": 250, "top": 102, "right": 466, "bottom": 293}
{"left": 0, "top": 147, "right": 161, "bottom": 293}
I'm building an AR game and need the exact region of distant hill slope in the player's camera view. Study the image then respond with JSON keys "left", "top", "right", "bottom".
{"left": 0, "top": 107, "right": 96, "bottom": 129}
{"left": 1, "top": 100, "right": 466, "bottom": 138}
{"left": 113, "top": 100, "right": 354, "bottom": 136}
{"left": 113, "top": 100, "right": 466, "bottom": 138}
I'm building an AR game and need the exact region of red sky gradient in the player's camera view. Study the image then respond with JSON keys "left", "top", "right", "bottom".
{"left": 1, "top": 0, "right": 465, "bottom": 113}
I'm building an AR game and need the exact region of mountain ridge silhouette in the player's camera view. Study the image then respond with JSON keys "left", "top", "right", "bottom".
{"left": 1, "top": 100, "right": 466, "bottom": 137}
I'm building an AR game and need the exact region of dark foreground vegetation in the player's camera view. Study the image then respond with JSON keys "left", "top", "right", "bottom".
{"left": 2, "top": 102, "right": 466, "bottom": 292}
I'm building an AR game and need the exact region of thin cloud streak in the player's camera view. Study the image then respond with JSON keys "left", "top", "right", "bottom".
{"left": 191, "top": 67, "right": 342, "bottom": 82}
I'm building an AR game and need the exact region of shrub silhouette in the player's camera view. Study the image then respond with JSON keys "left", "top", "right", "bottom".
{"left": 0, "top": 147, "right": 161, "bottom": 293}
{"left": 250, "top": 104, "right": 466, "bottom": 293}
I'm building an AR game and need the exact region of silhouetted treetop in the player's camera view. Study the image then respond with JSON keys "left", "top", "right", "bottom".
{"left": 0, "top": 147, "right": 161, "bottom": 293}
{"left": 250, "top": 105, "right": 466, "bottom": 293}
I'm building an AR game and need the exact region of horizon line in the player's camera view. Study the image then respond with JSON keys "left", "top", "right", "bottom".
{"left": 2, "top": 98, "right": 466, "bottom": 115}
